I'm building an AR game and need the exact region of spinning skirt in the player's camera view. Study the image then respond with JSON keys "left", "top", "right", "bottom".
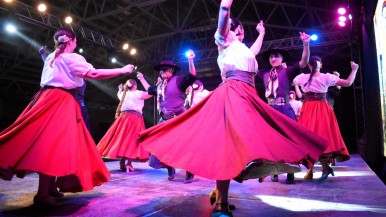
{"left": 139, "top": 80, "right": 328, "bottom": 180}
{"left": 97, "top": 112, "right": 149, "bottom": 161}
{"left": 298, "top": 100, "right": 350, "bottom": 162}
{"left": 0, "top": 88, "right": 110, "bottom": 192}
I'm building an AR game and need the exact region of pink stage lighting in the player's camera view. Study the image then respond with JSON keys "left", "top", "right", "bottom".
{"left": 339, "top": 16, "right": 347, "bottom": 22}
{"left": 338, "top": 21, "right": 346, "bottom": 27}
{"left": 338, "top": 8, "right": 346, "bottom": 15}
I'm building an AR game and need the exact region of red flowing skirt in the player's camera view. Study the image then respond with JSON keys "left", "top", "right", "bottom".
{"left": 0, "top": 88, "right": 110, "bottom": 192}
{"left": 139, "top": 80, "right": 328, "bottom": 180}
{"left": 97, "top": 112, "right": 149, "bottom": 161}
{"left": 298, "top": 100, "right": 350, "bottom": 162}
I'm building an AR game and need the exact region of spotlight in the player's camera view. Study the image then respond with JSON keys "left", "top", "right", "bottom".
{"left": 37, "top": 3, "right": 47, "bottom": 12}
{"left": 130, "top": 48, "right": 136, "bottom": 55}
{"left": 339, "top": 16, "right": 347, "bottom": 22}
{"left": 185, "top": 50, "right": 191, "bottom": 58}
{"left": 338, "top": 8, "right": 346, "bottom": 15}
{"left": 79, "top": 48, "right": 83, "bottom": 53}
{"left": 310, "top": 34, "right": 318, "bottom": 41}
{"left": 5, "top": 24, "right": 16, "bottom": 33}
{"left": 111, "top": 57, "right": 117, "bottom": 63}
{"left": 122, "top": 43, "right": 129, "bottom": 50}
{"left": 338, "top": 21, "right": 346, "bottom": 27}
{"left": 348, "top": 14, "right": 352, "bottom": 20}
{"left": 64, "top": 16, "right": 73, "bottom": 24}
{"left": 4, "top": 0, "right": 12, "bottom": 3}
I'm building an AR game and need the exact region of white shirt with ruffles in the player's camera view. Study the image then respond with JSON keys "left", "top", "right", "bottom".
{"left": 293, "top": 73, "right": 339, "bottom": 93}
{"left": 118, "top": 90, "right": 145, "bottom": 114}
{"left": 41, "top": 52, "right": 94, "bottom": 89}
{"left": 215, "top": 31, "right": 259, "bottom": 78}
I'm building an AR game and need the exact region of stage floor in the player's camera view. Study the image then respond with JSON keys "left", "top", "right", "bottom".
{"left": 1, "top": 154, "right": 386, "bottom": 217}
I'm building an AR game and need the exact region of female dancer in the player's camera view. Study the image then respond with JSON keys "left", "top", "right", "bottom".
{"left": 97, "top": 77, "right": 152, "bottom": 172}
{"left": 293, "top": 56, "right": 359, "bottom": 181}
{"left": 139, "top": 1, "right": 328, "bottom": 216}
{"left": 0, "top": 28, "right": 134, "bottom": 206}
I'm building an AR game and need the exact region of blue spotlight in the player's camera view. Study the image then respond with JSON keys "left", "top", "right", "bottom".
{"left": 5, "top": 23, "right": 16, "bottom": 33}
{"left": 310, "top": 34, "right": 318, "bottom": 41}
{"left": 185, "top": 50, "right": 191, "bottom": 58}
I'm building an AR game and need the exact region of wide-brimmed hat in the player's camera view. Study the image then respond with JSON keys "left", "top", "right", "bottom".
{"left": 261, "top": 48, "right": 290, "bottom": 62}
{"left": 153, "top": 60, "right": 181, "bottom": 72}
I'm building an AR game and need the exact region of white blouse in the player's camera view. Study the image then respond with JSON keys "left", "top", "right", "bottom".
{"left": 293, "top": 73, "right": 339, "bottom": 93}
{"left": 117, "top": 90, "right": 145, "bottom": 114}
{"left": 41, "top": 52, "right": 94, "bottom": 89}
{"left": 215, "top": 31, "right": 259, "bottom": 77}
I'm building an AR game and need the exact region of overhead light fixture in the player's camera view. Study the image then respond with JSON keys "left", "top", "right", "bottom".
{"left": 37, "top": 3, "right": 47, "bottom": 12}
{"left": 64, "top": 16, "right": 73, "bottom": 24}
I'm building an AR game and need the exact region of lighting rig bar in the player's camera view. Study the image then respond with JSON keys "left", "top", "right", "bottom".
{"left": 166, "top": 31, "right": 349, "bottom": 63}
{"left": 0, "top": 1, "right": 117, "bottom": 48}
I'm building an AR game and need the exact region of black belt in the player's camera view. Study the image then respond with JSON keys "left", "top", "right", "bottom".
{"left": 304, "top": 92, "right": 327, "bottom": 102}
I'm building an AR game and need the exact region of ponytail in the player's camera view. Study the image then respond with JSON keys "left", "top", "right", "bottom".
{"left": 304, "top": 56, "right": 322, "bottom": 87}
{"left": 49, "top": 28, "right": 76, "bottom": 67}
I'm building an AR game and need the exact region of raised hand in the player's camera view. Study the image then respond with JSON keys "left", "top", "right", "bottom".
{"left": 39, "top": 46, "right": 47, "bottom": 55}
{"left": 136, "top": 72, "right": 144, "bottom": 80}
{"left": 186, "top": 50, "right": 195, "bottom": 60}
{"left": 299, "top": 32, "right": 310, "bottom": 43}
{"left": 351, "top": 61, "right": 359, "bottom": 71}
{"left": 122, "top": 64, "right": 135, "bottom": 74}
{"left": 118, "top": 83, "right": 123, "bottom": 91}
{"left": 256, "top": 20, "right": 265, "bottom": 34}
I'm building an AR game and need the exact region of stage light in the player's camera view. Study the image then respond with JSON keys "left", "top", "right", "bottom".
{"left": 5, "top": 24, "right": 16, "bottom": 33}
{"left": 348, "top": 14, "right": 352, "bottom": 20}
{"left": 64, "top": 16, "right": 73, "bottom": 24}
{"left": 338, "top": 21, "right": 346, "bottom": 27}
{"left": 122, "top": 43, "right": 129, "bottom": 50}
{"left": 338, "top": 7, "right": 346, "bottom": 15}
{"left": 185, "top": 50, "right": 191, "bottom": 58}
{"left": 130, "top": 48, "right": 136, "bottom": 55}
{"left": 111, "top": 57, "right": 117, "bottom": 63}
{"left": 37, "top": 3, "right": 47, "bottom": 12}
{"left": 310, "top": 34, "right": 318, "bottom": 41}
{"left": 4, "top": 0, "right": 13, "bottom": 3}
{"left": 79, "top": 48, "right": 83, "bottom": 53}
{"left": 339, "top": 16, "right": 347, "bottom": 22}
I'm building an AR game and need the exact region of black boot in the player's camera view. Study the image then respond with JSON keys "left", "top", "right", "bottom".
{"left": 184, "top": 171, "right": 194, "bottom": 184}
{"left": 271, "top": 175, "right": 279, "bottom": 182}
{"left": 286, "top": 173, "right": 295, "bottom": 184}
{"left": 167, "top": 166, "right": 175, "bottom": 180}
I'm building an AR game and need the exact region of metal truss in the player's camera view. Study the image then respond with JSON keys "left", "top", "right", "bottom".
{"left": 0, "top": 1, "right": 117, "bottom": 49}
{"left": 165, "top": 31, "right": 349, "bottom": 64}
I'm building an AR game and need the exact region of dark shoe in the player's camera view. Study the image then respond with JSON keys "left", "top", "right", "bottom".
{"left": 209, "top": 189, "right": 236, "bottom": 210}
{"left": 304, "top": 168, "right": 313, "bottom": 180}
{"left": 271, "top": 175, "right": 278, "bottom": 182}
{"left": 119, "top": 160, "right": 126, "bottom": 171}
{"left": 212, "top": 202, "right": 233, "bottom": 217}
{"left": 33, "top": 195, "right": 63, "bottom": 207}
{"left": 285, "top": 173, "right": 295, "bottom": 184}
{"left": 209, "top": 189, "right": 216, "bottom": 205}
{"left": 49, "top": 191, "right": 64, "bottom": 198}
{"left": 184, "top": 171, "right": 194, "bottom": 184}
{"left": 319, "top": 166, "right": 334, "bottom": 181}
{"left": 258, "top": 176, "right": 268, "bottom": 183}
{"left": 167, "top": 167, "right": 175, "bottom": 180}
